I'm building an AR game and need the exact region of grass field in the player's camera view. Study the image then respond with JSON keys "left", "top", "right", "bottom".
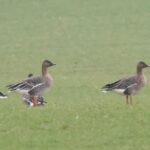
{"left": 0, "top": 0, "right": 150, "bottom": 150}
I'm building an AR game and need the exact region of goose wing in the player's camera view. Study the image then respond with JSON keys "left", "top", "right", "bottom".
{"left": 7, "top": 76, "right": 44, "bottom": 92}
{"left": 102, "top": 76, "right": 137, "bottom": 92}
{"left": 115, "top": 76, "right": 137, "bottom": 89}
{"left": 28, "top": 82, "right": 48, "bottom": 96}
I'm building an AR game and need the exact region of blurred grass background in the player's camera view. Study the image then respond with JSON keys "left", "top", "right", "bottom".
{"left": 0, "top": 0, "right": 150, "bottom": 150}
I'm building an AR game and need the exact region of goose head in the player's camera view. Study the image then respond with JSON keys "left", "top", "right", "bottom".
{"left": 42, "top": 60, "right": 56, "bottom": 68}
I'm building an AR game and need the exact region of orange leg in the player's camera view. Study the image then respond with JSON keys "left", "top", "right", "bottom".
{"left": 126, "top": 95, "right": 129, "bottom": 105}
{"left": 130, "top": 96, "right": 133, "bottom": 105}
{"left": 31, "top": 96, "right": 38, "bottom": 107}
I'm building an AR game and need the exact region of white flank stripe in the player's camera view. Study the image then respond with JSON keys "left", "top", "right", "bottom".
{"left": 0, "top": 96, "right": 8, "bottom": 99}
{"left": 102, "top": 90, "right": 107, "bottom": 93}
{"left": 16, "top": 89, "right": 29, "bottom": 95}
{"left": 113, "top": 89, "right": 125, "bottom": 94}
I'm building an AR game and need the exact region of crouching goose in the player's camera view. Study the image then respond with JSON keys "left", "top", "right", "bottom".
{"left": 23, "top": 95, "right": 47, "bottom": 107}
{"left": 7, "top": 60, "right": 55, "bottom": 107}
{"left": 102, "top": 61, "right": 150, "bottom": 105}
{"left": 0, "top": 92, "right": 7, "bottom": 99}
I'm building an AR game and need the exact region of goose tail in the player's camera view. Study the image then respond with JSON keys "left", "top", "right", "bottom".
{"left": 101, "top": 80, "right": 121, "bottom": 92}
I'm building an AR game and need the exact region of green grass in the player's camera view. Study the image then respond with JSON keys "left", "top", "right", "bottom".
{"left": 0, "top": 0, "right": 150, "bottom": 149}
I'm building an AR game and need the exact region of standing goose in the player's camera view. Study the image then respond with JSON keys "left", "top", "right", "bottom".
{"left": 7, "top": 60, "right": 55, "bottom": 107}
{"left": 102, "top": 61, "right": 149, "bottom": 105}
{"left": 21, "top": 73, "right": 47, "bottom": 107}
